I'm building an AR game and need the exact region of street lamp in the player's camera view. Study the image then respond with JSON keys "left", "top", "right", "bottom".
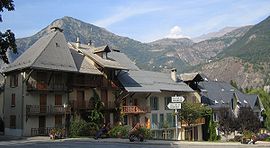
{"left": 63, "top": 103, "right": 68, "bottom": 137}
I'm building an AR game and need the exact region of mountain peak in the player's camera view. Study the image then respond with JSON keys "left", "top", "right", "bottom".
{"left": 192, "top": 26, "right": 239, "bottom": 42}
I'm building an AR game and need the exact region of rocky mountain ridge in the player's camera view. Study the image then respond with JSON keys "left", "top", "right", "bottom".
{"left": 8, "top": 16, "right": 270, "bottom": 88}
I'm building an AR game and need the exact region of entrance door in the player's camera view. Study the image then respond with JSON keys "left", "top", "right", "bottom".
{"left": 55, "top": 115, "right": 62, "bottom": 128}
{"left": 77, "top": 90, "right": 85, "bottom": 109}
{"left": 185, "top": 127, "right": 193, "bottom": 141}
{"left": 194, "top": 126, "right": 198, "bottom": 141}
{"left": 40, "top": 94, "right": 47, "bottom": 113}
{"left": 39, "top": 116, "right": 46, "bottom": 135}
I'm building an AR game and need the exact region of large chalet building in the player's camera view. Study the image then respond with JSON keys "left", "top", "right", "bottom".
{"left": 2, "top": 27, "right": 262, "bottom": 141}
{"left": 1, "top": 27, "right": 204, "bottom": 140}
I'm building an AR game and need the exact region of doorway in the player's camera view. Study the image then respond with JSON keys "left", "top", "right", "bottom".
{"left": 77, "top": 90, "right": 85, "bottom": 109}
{"left": 38, "top": 116, "right": 46, "bottom": 135}
{"left": 40, "top": 94, "right": 47, "bottom": 113}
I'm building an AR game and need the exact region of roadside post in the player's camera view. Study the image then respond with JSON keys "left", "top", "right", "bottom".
{"left": 167, "top": 96, "right": 185, "bottom": 140}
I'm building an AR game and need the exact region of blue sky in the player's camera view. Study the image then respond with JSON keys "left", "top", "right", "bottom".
{"left": 1, "top": 0, "right": 270, "bottom": 42}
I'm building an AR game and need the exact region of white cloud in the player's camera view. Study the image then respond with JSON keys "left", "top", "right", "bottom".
{"left": 166, "top": 26, "right": 190, "bottom": 39}
{"left": 94, "top": 5, "right": 164, "bottom": 27}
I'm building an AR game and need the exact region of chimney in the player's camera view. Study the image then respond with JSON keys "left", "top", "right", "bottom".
{"left": 87, "top": 40, "right": 92, "bottom": 46}
{"left": 171, "top": 68, "right": 177, "bottom": 82}
{"left": 76, "top": 37, "right": 80, "bottom": 48}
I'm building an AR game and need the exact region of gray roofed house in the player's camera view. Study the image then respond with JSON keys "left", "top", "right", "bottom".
{"left": 2, "top": 30, "right": 78, "bottom": 73}
{"left": 235, "top": 92, "right": 263, "bottom": 110}
{"left": 118, "top": 70, "right": 194, "bottom": 93}
{"left": 69, "top": 48, "right": 102, "bottom": 75}
{"left": 199, "top": 81, "right": 263, "bottom": 110}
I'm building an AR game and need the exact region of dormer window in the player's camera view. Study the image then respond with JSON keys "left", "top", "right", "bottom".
{"left": 93, "top": 45, "right": 111, "bottom": 59}
{"left": 103, "top": 52, "right": 107, "bottom": 59}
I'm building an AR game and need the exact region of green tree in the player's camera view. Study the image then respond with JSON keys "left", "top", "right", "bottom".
{"left": 88, "top": 89, "right": 104, "bottom": 127}
{"left": 237, "top": 106, "right": 261, "bottom": 133}
{"left": 218, "top": 107, "right": 237, "bottom": 140}
{"left": 0, "top": 0, "right": 17, "bottom": 64}
{"left": 208, "top": 117, "right": 218, "bottom": 141}
{"left": 248, "top": 88, "right": 270, "bottom": 130}
{"left": 178, "top": 102, "right": 211, "bottom": 126}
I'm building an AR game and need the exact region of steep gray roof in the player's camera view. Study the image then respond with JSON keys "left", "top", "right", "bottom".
{"left": 3, "top": 30, "right": 77, "bottom": 73}
{"left": 235, "top": 92, "right": 262, "bottom": 109}
{"left": 118, "top": 70, "right": 194, "bottom": 93}
{"left": 108, "top": 51, "right": 139, "bottom": 71}
{"left": 180, "top": 73, "right": 204, "bottom": 82}
{"left": 93, "top": 45, "right": 111, "bottom": 53}
{"left": 79, "top": 48, "right": 127, "bottom": 70}
{"left": 69, "top": 48, "right": 102, "bottom": 75}
{"left": 199, "top": 81, "right": 261, "bottom": 109}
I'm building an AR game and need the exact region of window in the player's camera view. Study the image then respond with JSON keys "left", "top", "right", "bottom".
{"left": 166, "top": 113, "right": 175, "bottom": 128}
{"left": 213, "top": 112, "right": 218, "bottom": 122}
{"left": 10, "top": 74, "right": 18, "bottom": 87}
{"left": 150, "top": 96, "right": 159, "bottom": 110}
{"left": 164, "top": 97, "right": 172, "bottom": 110}
{"left": 151, "top": 113, "right": 158, "bottom": 128}
{"left": 10, "top": 115, "right": 16, "bottom": 129}
{"left": 159, "top": 114, "right": 164, "bottom": 128}
{"left": 11, "top": 93, "right": 15, "bottom": 107}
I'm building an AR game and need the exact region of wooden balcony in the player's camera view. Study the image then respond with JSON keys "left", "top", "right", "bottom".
{"left": 27, "top": 81, "right": 68, "bottom": 92}
{"left": 26, "top": 105, "right": 71, "bottom": 116}
{"left": 122, "top": 106, "right": 149, "bottom": 114}
{"left": 181, "top": 118, "right": 205, "bottom": 127}
{"left": 68, "top": 78, "right": 101, "bottom": 88}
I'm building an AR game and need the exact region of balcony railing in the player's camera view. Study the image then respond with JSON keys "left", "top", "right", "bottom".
{"left": 27, "top": 81, "right": 68, "bottom": 92}
{"left": 181, "top": 118, "right": 205, "bottom": 127}
{"left": 26, "top": 105, "right": 71, "bottom": 116}
{"left": 31, "top": 127, "right": 66, "bottom": 136}
{"left": 122, "top": 106, "right": 149, "bottom": 114}
{"left": 69, "top": 79, "right": 101, "bottom": 88}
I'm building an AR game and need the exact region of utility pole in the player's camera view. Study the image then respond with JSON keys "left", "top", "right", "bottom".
{"left": 167, "top": 95, "right": 185, "bottom": 140}
{"left": 175, "top": 109, "right": 178, "bottom": 140}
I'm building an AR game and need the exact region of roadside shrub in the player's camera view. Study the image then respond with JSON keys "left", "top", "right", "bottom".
{"left": 49, "top": 128, "right": 65, "bottom": 139}
{"left": 216, "top": 135, "right": 221, "bottom": 141}
{"left": 232, "top": 135, "right": 242, "bottom": 142}
{"left": 265, "top": 136, "right": 270, "bottom": 141}
{"left": 108, "top": 125, "right": 131, "bottom": 138}
{"left": 86, "top": 122, "right": 99, "bottom": 136}
{"left": 257, "top": 133, "right": 270, "bottom": 141}
{"left": 138, "top": 127, "right": 152, "bottom": 139}
{"left": 243, "top": 130, "right": 253, "bottom": 139}
{"left": 69, "top": 116, "right": 98, "bottom": 137}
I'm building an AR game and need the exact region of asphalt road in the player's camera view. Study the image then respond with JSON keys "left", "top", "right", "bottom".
{"left": 0, "top": 139, "right": 269, "bottom": 148}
